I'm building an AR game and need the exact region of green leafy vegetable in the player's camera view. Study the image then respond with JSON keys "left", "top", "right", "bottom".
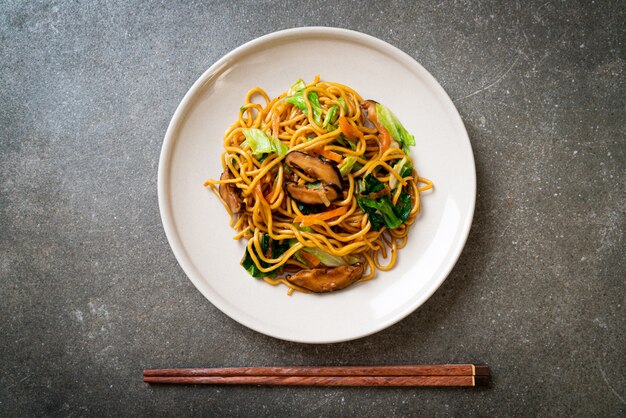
{"left": 337, "top": 97, "right": 347, "bottom": 113}
{"left": 272, "top": 239, "right": 291, "bottom": 258}
{"left": 375, "top": 103, "right": 416, "bottom": 153}
{"left": 293, "top": 251, "right": 309, "bottom": 266}
{"left": 241, "top": 234, "right": 290, "bottom": 278}
{"left": 240, "top": 234, "right": 272, "bottom": 278}
{"left": 288, "top": 78, "right": 306, "bottom": 95}
{"left": 389, "top": 158, "right": 413, "bottom": 190}
{"left": 241, "top": 128, "right": 271, "bottom": 156}
{"left": 300, "top": 247, "right": 346, "bottom": 267}
{"left": 343, "top": 254, "right": 361, "bottom": 265}
{"left": 308, "top": 92, "right": 322, "bottom": 125}
{"left": 283, "top": 93, "right": 306, "bottom": 110}
{"left": 355, "top": 196, "right": 385, "bottom": 231}
{"left": 284, "top": 91, "right": 322, "bottom": 125}
{"left": 400, "top": 160, "right": 413, "bottom": 178}
{"left": 296, "top": 202, "right": 325, "bottom": 215}
{"left": 356, "top": 174, "right": 411, "bottom": 230}
{"left": 336, "top": 134, "right": 356, "bottom": 151}
{"left": 294, "top": 224, "right": 314, "bottom": 233}
{"left": 357, "top": 196, "right": 402, "bottom": 230}
{"left": 360, "top": 173, "right": 385, "bottom": 194}
{"left": 394, "top": 191, "right": 412, "bottom": 223}
{"left": 288, "top": 240, "right": 360, "bottom": 267}
{"left": 323, "top": 105, "right": 340, "bottom": 129}
{"left": 303, "top": 247, "right": 361, "bottom": 267}
{"left": 241, "top": 128, "right": 288, "bottom": 159}
{"left": 356, "top": 175, "right": 386, "bottom": 230}
{"left": 339, "top": 156, "right": 358, "bottom": 177}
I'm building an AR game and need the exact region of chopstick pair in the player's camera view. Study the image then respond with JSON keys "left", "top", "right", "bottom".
{"left": 143, "top": 364, "right": 489, "bottom": 387}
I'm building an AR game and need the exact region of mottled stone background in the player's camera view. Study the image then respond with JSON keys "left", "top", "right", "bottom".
{"left": 1, "top": 0, "right": 624, "bottom": 416}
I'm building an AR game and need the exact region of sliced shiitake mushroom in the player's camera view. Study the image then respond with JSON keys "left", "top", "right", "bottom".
{"left": 286, "top": 263, "right": 365, "bottom": 293}
{"left": 285, "top": 151, "right": 342, "bottom": 189}
{"left": 360, "top": 99, "right": 377, "bottom": 129}
{"left": 285, "top": 182, "right": 341, "bottom": 206}
{"left": 219, "top": 170, "right": 243, "bottom": 213}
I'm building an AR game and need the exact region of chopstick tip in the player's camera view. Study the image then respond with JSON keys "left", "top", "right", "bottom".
{"left": 474, "top": 375, "right": 490, "bottom": 387}
{"left": 474, "top": 365, "right": 490, "bottom": 376}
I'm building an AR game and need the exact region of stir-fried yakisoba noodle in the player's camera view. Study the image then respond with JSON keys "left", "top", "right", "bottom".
{"left": 204, "top": 76, "right": 433, "bottom": 294}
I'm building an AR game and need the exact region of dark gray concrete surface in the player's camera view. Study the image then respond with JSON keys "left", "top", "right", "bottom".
{"left": 1, "top": 0, "right": 624, "bottom": 416}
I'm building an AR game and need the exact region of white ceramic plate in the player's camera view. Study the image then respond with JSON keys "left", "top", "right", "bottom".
{"left": 158, "top": 27, "right": 475, "bottom": 343}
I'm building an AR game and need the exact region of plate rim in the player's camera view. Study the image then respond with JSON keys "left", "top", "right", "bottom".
{"left": 158, "top": 26, "right": 476, "bottom": 344}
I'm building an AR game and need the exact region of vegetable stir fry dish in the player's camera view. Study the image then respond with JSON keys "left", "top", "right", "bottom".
{"left": 204, "top": 76, "right": 433, "bottom": 294}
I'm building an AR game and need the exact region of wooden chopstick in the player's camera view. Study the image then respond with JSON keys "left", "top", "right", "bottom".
{"left": 144, "top": 364, "right": 489, "bottom": 377}
{"left": 143, "top": 365, "right": 489, "bottom": 387}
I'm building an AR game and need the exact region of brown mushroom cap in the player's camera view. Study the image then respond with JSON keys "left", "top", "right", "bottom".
{"left": 219, "top": 171, "right": 243, "bottom": 213}
{"left": 286, "top": 263, "right": 365, "bottom": 293}
{"left": 285, "top": 182, "right": 341, "bottom": 205}
{"left": 285, "top": 151, "right": 342, "bottom": 188}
